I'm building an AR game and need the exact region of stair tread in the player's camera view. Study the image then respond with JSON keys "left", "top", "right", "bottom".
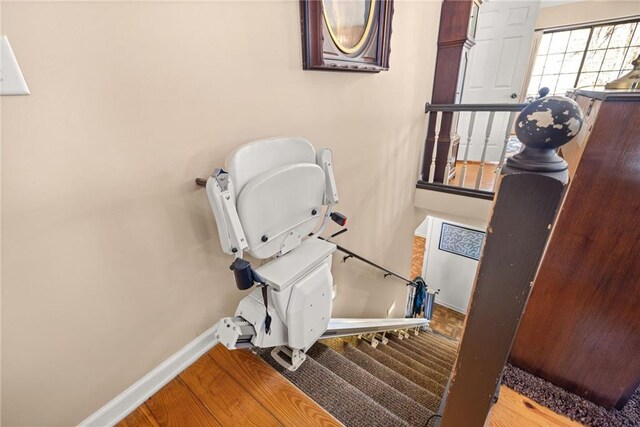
{"left": 394, "top": 332, "right": 456, "bottom": 351}
{"left": 340, "top": 337, "right": 446, "bottom": 397}
{"left": 387, "top": 339, "right": 455, "bottom": 373}
{"left": 308, "top": 342, "right": 434, "bottom": 426}
{"left": 415, "top": 332, "right": 459, "bottom": 352}
{"left": 256, "top": 348, "right": 410, "bottom": 427}
{"left": 408, "top": 337, "right": 457, "bottom": 361}
{"left": 377, "top": 344, "right": 451, "bottom": 386}
{"left": 321, "top": 338, "right": 442, "bottom": 412}
{"left": 254, "top": 329, "right": 461, "bottom": 426}
{"left": 388, "top": 337, "right": 454, "bottom": 366}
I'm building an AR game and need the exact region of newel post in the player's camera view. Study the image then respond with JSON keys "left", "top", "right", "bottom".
{"left": 438, "top": 97, "right": 584, "bottom": 427}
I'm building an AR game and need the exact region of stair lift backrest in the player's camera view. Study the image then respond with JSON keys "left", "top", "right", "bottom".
{"left": 236, "top": 164, "right": 325, "bottom": 259}
{"left": 226, "top": 137, "right": 317, "bottom": 196}
{"left": 227, "top": 138, "right": 326, "bottom": 259}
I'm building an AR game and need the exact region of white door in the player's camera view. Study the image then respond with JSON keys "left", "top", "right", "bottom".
{"left": 458, "top": 0, "right": 540, "bottom": 164}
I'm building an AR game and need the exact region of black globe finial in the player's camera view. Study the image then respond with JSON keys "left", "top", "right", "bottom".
{"left": 505, "top": 96, "right": 584, "bottom": 175}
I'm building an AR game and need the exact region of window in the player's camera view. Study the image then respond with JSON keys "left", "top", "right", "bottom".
{"left": 527, "top": 19, "right": 640, "bottom": 98}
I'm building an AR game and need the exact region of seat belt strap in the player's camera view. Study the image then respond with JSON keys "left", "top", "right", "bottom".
{"left": 261, "top": 285, "right": 272, "bottom": 334}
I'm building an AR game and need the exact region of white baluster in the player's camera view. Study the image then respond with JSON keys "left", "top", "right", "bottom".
{"left": 444, "top": 136, "right": 453, "bottom": 185}
{"left": 475, "top": 111, "right": 495, "bottom": 190}
{"left": 493, "top": 112, "right": 518, "bottom": 190}
{"left": 459, "top": 111, "right": 476, "bottom": 188}
{"left": 428, "top": 112, "right": 442, "bottom": 183}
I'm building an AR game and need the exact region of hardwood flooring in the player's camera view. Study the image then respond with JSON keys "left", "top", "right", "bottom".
{"left": 117, "top": 345, "right": 341, "bottom": 427}
{"left": 487, "top": 386, "right": 582, "bottom": 427}
{"left": 118, "top": 345, "right": 582, "bottom": 427}
{"left": 448, "top": 161, "right": 499, "bottom": 192}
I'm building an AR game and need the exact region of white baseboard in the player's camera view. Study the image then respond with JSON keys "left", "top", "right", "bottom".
{"left": 78, "top": 323, "right": 220, "bottom": 427}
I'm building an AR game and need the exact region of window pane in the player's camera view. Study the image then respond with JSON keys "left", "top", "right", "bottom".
{"left": 549, "top": 31, "right": 570, "bottom": 53}
{"left": 567, "top": 29, "right": 590, "bottom": 52}
{"left": 540, "top": 74, "right": 559, "bottom": 94}
{"left": 609, "top": 23, "right": 636, "bottom": 48}
{"left": 538, "top": 33, "right": 552, "bottom": 55}
{"left": 562, "top": 51, "right": 583, "bottom": 73}
{"left": 577, "top": 72, "right": 598, "bottom": 88}
{"left": 623, "top": 46, "right": 640, "bottom": 70}
{"left": 544, "top": 53, "right": 564, "bottom": 74}
{"left": 597, "top": 71, "right": 619, "bottom": 86}
{"left": 532, "top": 21, "right": 639, "bottom": 96}
{"left": 616, "top": 68, "right": 630, "bottom": 78}
{"left": 556, "top": 74, "right": 578, "bottom": 95}
{"left": 527, "top": 75, "right": 542, "bottom": 98}
{"left": 590, "top": 26, "right": 615, "bottom": 49}
{"left": 582, "top": 49, "right": 606, "bottom": 72}
{"left": 632, "top": 24, "right": 640, "bottom": 45}
{"left": 602, "top": 48, "right": 627, "bottom": 71}
{"left": 532, "top": 55, "right": 546, "bottom": 75}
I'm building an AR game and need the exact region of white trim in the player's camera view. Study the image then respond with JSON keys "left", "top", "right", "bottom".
{"left": 536, "top": 14, "right": 640, "bottom": 32}
{"left": 521, "top": 30, "right": 544, "bottom": 101}
{"left": 540, "top": 0, "right": 581, "bottom": 9}
{"left": 78, "top": 323, "right": 220, "bottom": 427}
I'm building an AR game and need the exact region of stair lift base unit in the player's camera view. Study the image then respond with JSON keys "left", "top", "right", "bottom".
{"left": 200, "top": 137, "right": 429, "bottom": 371}
{"left": 236, "top": 243, "right": 334, "bottom": 351}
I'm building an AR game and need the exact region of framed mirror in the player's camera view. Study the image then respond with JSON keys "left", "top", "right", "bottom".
{"left": 300, "top": 0, "right": 394, "bottom": 72}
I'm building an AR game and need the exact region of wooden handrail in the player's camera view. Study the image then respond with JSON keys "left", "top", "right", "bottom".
{"left": 424, "top": 102, "right": 528, "bottom": 112}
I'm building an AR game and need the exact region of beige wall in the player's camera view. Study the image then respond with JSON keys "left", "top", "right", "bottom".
{"left": 0, "top": 2, "right": 3, "bottom": 424}
{"left": 1, "top": 1, "right": 441, "bottom": 425}
{"left": 537, "top": 0, "right": 640, "bottom": 29}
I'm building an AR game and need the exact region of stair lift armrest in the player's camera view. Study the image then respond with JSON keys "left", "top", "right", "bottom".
{"left": 205, "top": 169, "right": 248, "bottom": 255}
{"left": 317, "top": 148, "right": 339, "bottom": 206}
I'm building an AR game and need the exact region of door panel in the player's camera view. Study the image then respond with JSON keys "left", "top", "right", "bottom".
{"left": 458, "top": 1, "right": 540, "bottom": 164}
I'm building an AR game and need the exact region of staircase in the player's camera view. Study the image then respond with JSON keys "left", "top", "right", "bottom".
{"left": 258, "top": 329, "right": 458, "bottom": 427}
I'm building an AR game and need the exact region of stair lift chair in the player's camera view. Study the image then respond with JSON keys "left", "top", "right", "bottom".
{"left": 202, "top": 137, "right": 429, "bottom": 370}
{"left": 204, "top": 137, "right": 341, "bottom": 371}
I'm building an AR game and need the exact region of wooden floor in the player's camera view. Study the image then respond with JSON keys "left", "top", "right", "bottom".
{"left": 487, "top": 386, "right": 582, "bottom": 427}
{"left": 117, "top": 345, "right": 341, "bottom": 427}
{"left": 118, "top": 344, "right": 582, "bottom": 427}
{"left": 448, "top": 162, "right": 499, "bottom": 192}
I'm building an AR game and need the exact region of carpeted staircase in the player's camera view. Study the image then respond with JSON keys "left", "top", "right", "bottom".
{"left": 258, "top": 329, "right": 458, "bottom": 427}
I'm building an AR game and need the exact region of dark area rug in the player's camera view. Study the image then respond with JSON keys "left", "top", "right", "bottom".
{"left": 502, "top": 364, "right": 640, "bottom": 427}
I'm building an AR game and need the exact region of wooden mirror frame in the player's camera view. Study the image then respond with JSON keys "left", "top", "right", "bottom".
{"left": 300, "top": 0, "right": 394, "bottom": 72}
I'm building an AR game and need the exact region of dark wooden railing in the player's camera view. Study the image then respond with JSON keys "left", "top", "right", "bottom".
{"left": 420, "top": 89, "right": 548, "bottom": 196}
